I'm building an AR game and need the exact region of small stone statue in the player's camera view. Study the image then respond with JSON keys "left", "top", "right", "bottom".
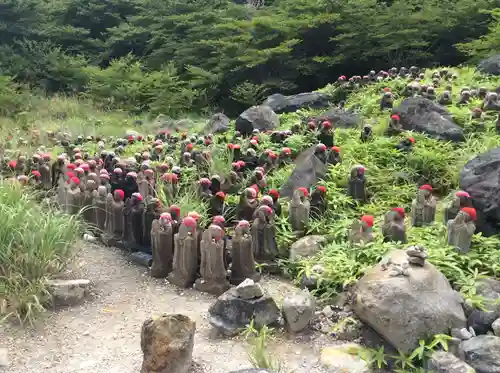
{"left": 150, "top": 212, "right": 174, "bottom": 278}
{"left": 310, "top": 186, "right": 327, "bottom": 220}
{"left": 405, "top": 245, "right": 428, "bottom": 266}
{"left": 143, "top": 198, "right": 162, "bottom": 249}
{"left": 447, "top": 208, "right": 476, "bottom": 254}
{"left": 94, "top": 185, "right": 108, "bottom": 233}
{"left": 288, "top": 187, "right": 310, "bottom": 236}
{"left": 82, "top": 179, "right": 98, "bottom": 226}
{"left": 251, "top": 205, "right": 278, "bottom": 263}
{"left": 347, "top": 165, "right": 367, "bottom": 203}
{"left": 387, "top": 114, "right": 402, "bottom": 135}
{"left": 237, "top": 187, "right": 259, "bottom": 222}
{"left": 231, "top": 220, "right": 260, "bottom": 285}
{"left": 168, "top": 217, "right": 199, "bottom": 288}
{"left": 194, "top": 224, "right": 230, "bottom": 295}
{"left": 197, "top": 178, "right": 212, "bottom": 201}
{"left": 103, "top": 189, "right": 125, "bottom": 246}
{"left": 348, "top": 215, "right": 374, "bottom": 246}
{"left": 382, "top": 208, "right": 407, "bottom": 243}
{"left": 411, "top": 184, "right": 437, "bottom": 227}
{"left": 444, "top": 191, "right": 472, "bottom": 222}
{"left": 66, "top": 176, "right": 83, "bottom": 215}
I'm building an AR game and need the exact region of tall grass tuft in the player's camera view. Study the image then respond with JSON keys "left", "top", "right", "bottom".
{"left": 0, "top": 182, "right": 82, "bottom": 325}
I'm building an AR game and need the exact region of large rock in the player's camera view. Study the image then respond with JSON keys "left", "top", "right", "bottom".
{"left": 140, "top": 314, "right": 196, "bottom": 373}
{"left": 205, "top": 113, "right": 230, "bottom": 134}
{"left": 263, "top": 92, "right": 331, "bottom": 114}
{"left": 460, "top": 147, "right": 500, "bottom": 236}
{"left": 461, "top": 335, "right": 500, "bottom": 373}
{"left": 280, "top": 145, "right": 328, "bottom": 198}
{"left": 282, "top": 291, "right": 315, "bottom": 332}
{"left": 427, "top": 351, "right": 476, "bottom": 373}
{"left": 235, "top": 105, "right": 279, "bottom": 135}
{"left": 47, "top": 279, "right": 91, "bottom": 307}
{"left": 467, "top": 278, "right": 500, "bottom": 334}
{"left": 313, "top": 108, "right": 361, "bottom": 129}
{"left": 289, "top": 235, "right": 327, "bottom": 260}
{"left": 351, "top": 249, "right": 466, "bottom": 353}
{"left": 392, "top": 97, "right": 465, "bottom": 142}
{"left": 208, "top": 287, "right": 280, "bottom": 336}
{"left": 477, "top": 55, "right": 500, "bottom": 76}
{"left": 493, "top": 318, "right": 500, "bottom": 336}
{"left": 320, "top": 343, "right": 373, "bottom": 373}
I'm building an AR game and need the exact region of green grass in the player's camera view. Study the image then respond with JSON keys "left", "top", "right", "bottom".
{"left": 0, "top": 183, "right": 82, "bottom": 324}
{"left": 2, "top": 65, "right": 500, "bottom": 326}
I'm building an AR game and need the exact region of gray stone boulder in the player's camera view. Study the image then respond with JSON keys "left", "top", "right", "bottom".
{"left": 140, "top": 314, "right": 196, "bottom": 373}
{"left": 313, "top": 108, "right": 361, "bottom": 129}
{"left": 290, "top": 235, "right": 327, "bottom": 260}
{"left": 477, "top": 55, "right": 500, "bottom": 76}
{"left": 461, "top": 335, "right": 500, "bottom": 373}
{"left": 427, "top": 351, "right": 476, "bottom": 373}
{"left": 235, "top": 105, "right": 279, "bottom": 135}
{"left": 280, "top": 145, "right": 328, "bottom": 199}
{"left": 282, "top": 291, "right": 315, "bottom": 332}
{"left": 208, "top": 287, "right": 280, "bottom": 336}
{"left": 263, "top": 92, "right": 331, "bottom": 114}
{"left": 467, "top": 278, "right": 500, "bottom": 334}
{"left": 320, "top": 343, "right": 373, "bottom": 373}
{"left": 392, "top": 97, "right": 465, "bottom": 142}
{"left": 351, "top": 249, "right": 466, "bottom": 353}
{"left": 205, "top": 113, "right": 230, "bottom": 134}
{"left": 460, "top": 148, "right": 500, "bottom": 236}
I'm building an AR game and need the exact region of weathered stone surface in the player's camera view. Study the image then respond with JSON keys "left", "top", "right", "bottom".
{"left": 426, "top": 351, "right": 476, "bottom": 373}
{"left": 461, "top": 335, "right": 500, "bottom": 373}
{"left": 235, "top": 279, "right": 264, "bottom": 300}
{"left": 208, "top": 287, "right": 280, "bottom": 336}
{"left": 290, "top": 235, "right": 327, "bottom": 260}
{"left": 467, "top": 278, "right": 500, "bottom": 334}
{"left": 263, "top": 92, "right": 331, "bottom": 114}
{"left": 235, "top": 105, "right": 279, "bottom": 135}
{"left": 477, "top": 55, "right": 500, "bottom": 76}
{"left": 282, "top": 291, "right": 315, "bottom": 332}
{"left": 205, "top": 113, "right": 230, "bottom": 134}
{"left": 351, "top": 249, "right": 466, "bottom": 353}
{"left": 228, "top": 370, "right": 275, "bottom": 373}
{"left": 392, "top": 97, "right": 465, "bottom": 142}
{"left": 280, "top": 146, "right": 328, "bottom": 199}
{"left": 313, "top": 108, "right": 362, "bottom": 129}
{"left": 140, "top": 314, "right": 196, "bottom": 373}
{"left": 460, "top": 148, "right": 500, "bottom": 236}
{"left": 320, "top": 343, "right": 372, "bottom": 373}
{"left": 493, "top": 318, "right": 500, "bottom": 336}
{"left": 47, "top": 279, "right": 91, "bottom": 307}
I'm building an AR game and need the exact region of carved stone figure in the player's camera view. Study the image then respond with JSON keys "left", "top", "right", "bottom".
{"left": 231, "top": 220, "right": 260, "bottom": 285}
{"left": 347, "top": 165, "right": 367, "bottom": 203}
{"left": 288, "top": 187, "right": 310, "bottom": 236}
{"left": 102, "top": 189, "right": 125, "bottom": 246}
{"left": 126, "top": 192, "right": 146, "bottom": 250}
{"left": 168, "top": 217, "right": 200, "bottom": 288}
{"left": 237, "top": 187, "right": 259, "bottom": 222}
{"left": 39, "top": 159, "right": 52, "bottom": 190}
{"left": 310, "top": 186, "right": 327, "bottom": 220}
{"left": 447, "top": 208, "right": 476, "bottom": 254}
{"left": 138, "top": 169, "right": 155, "bottom": 200}
{"left": 411, "top": 184, "right": 437, "bottom": 227}
{"left": 66, "top": 177, "right": 83, "bottom": 215}
{"left": 444, "top": 191, "right": 472, "bottom": 222}
{"left": 82, "top": 179, "right": 97, "bottom": 226}
{"left": 194, "top": 224, "right": 230, "bottom": 295}
{"left": 143, "top": 198, "right": 162, "bottom": 249}
{"left": 348, "top": 215, "right": 374, "bottom": 246}
{"left": 94, "top": 185, "right": 108, "bottom": 233}
{"left": 150, "top": 212, "right": 174, "bottom": 278}
{"left": 251, "top": 205, "right": 278, "bottom": 262}
{"left": 382, "top": 208, "right": 407, "bottom": 243}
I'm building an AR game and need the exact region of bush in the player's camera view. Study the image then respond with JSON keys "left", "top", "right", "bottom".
{"left": 0, "top": 183, "right": 81, "bottom": 324}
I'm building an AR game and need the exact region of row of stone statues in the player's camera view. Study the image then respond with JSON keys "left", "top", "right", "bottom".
{"left": 347, "top": 186, "right": 477, "bottom": 253}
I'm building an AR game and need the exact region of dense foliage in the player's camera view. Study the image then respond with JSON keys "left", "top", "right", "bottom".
{"left": 0, "top": 0, "right": 499, "bottom": 116}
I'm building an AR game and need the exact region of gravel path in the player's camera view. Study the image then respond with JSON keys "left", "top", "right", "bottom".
{"left": 0, "top": 243, "right": 327, "bottom": 373}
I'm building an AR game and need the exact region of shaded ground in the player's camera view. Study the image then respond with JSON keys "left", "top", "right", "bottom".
{"left": 1, "top": 243, "right": 328, "bottom": 373}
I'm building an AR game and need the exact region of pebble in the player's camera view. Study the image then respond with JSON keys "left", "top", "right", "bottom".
{"left": 0, "top": 348, "right": 9, "bottom": 368}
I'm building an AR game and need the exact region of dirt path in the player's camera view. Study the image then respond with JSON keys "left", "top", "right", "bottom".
{"left": 1, "top": 243, "right": 328, "bottom": 373}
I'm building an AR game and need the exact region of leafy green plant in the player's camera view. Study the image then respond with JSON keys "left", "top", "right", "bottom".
{"left": 242, "top": 320, "right": 285, "bottom": 372}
